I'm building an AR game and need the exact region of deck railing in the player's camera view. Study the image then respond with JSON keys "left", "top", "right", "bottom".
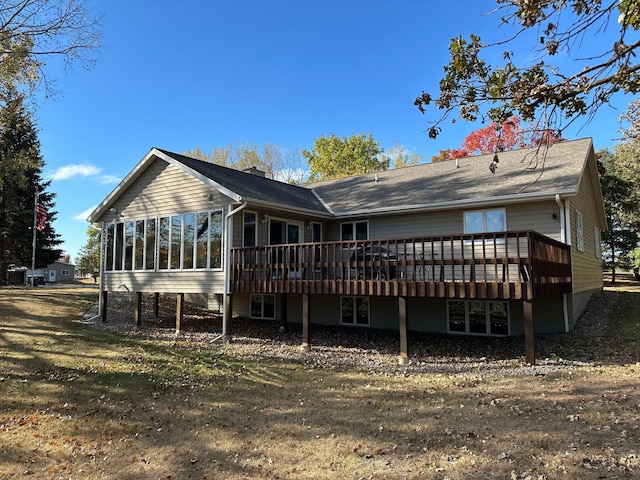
{"left": 230, "top": 231, "right": 572, "bottom": 300}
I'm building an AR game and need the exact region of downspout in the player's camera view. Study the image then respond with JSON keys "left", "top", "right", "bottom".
{"left": 556, "top": 194, "right": 570, "bottom": 333}
{"left": 222, "top": 201, "right": 247, "bottom": 337}
{"left": 85, "top": 222, "right": 106, "bottom": 322}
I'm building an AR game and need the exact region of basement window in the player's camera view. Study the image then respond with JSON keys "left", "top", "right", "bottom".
{"left": 341, "top": 296, "right": 370, "bottom": 326}
{"left": 447, "top": 300, "right": 509, "bottom": 336}
{"left": 250, "top": 294, "right": 275, "bottom": 319}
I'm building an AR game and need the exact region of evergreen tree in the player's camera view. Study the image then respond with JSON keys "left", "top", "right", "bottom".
{"left": 0, "top": 89, "right": 62, "bottom": 282}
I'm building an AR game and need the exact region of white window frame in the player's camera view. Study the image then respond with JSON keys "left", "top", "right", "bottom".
{"left": 447, "top": 300, "right": 510, "bottom": 336}
{"left": 576, "top": 209, "right": 584, "bottom": 252}
{"left": 105, "top": 211, "right": 224, "bottom": 273}
{"left": 249, "top": 294, "right": 276, "bottom": 319}
{"left": 309, "top": 222, "right": 322, "bottom": 242}
{"left": 243, "top": 211, "right": 258, "bottom": 247}
{"left": 463, "top": 208, "right": 507, "bottom": 234}
{"left": 340, "top": 221, "right": 369, "bottom": 241}
{"left": 340, "top": 296, "right": 370, "bottom": 326}
{"left": 268, "top": 217, "right": 304, "bottom": 245}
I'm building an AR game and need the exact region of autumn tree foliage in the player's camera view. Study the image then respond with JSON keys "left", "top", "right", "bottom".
{"left": 415, "top": 1, "right": 640, "bottom": 141}
{"left": 302, "top": 133, "right": 388, "bottom": 182}
{"left": 438, "top": 116, "right": 563, "bottom": 161}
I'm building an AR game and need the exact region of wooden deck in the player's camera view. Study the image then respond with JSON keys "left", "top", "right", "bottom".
{"left": 230, "top": 231, "right": 572, "bottom": 300}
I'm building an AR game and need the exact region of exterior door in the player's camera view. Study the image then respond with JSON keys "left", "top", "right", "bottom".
{"left": 48, "top": 270, "right": 56, "bottom": 283}
{"left": 269, "top": 219, "right": 303, "bottom": 280}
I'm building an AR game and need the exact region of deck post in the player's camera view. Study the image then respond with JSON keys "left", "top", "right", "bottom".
{"left": 302, "top": 293, "right": 310, "bottom": 351}
{"left": 134, "top": 292, "right": 142, "bottom": 328}
{"left": 524, "top": 299, "right": 535, "bottom": 364}
{"left": 154, "top": 292, "right": 160, "bottom": 317}
{"left": 398, "top": 296, "right": 409, "bottom": 365}
{"left": 223, "top": 294, "right": 233, "bottom": 339}
{"left": 176, "top": 293, "right": 184, "bottom": 334}
{"left": 280, "top": 294, "right": 287, "bottom": 332}
{"left": 101, "top": 290, "right": 108, "bottom": 322}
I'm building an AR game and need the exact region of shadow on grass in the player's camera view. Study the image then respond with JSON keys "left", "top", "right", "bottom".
{"left": 2, "top": 287, "right": 640, "bottom": 478}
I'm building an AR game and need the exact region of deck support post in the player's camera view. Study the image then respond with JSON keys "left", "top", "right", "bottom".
{"left": 134, "top": 292, "right": 142, "bottom": 328}
{"left": 280, "top": 294, "right": 287, "bottom": 332}
{"left": 176, "top": 293, "right": 184, "bottom": 335}
{"left": 398, "top": 296, "right": 409, "bottom": 365}
{"left": 154, "top": 292, "right": 160, "bottom": 317}
{"left": 101, "top": 290, "right": 108, "bottom": 323}
{"left": 524, "top": 299, "right": 535, "bottom": 364}
{"left": 223, "top": 294, "right": 233, "bottom": 340}
{"left": 302, "top": 293, "right": 310, "bottom": 351}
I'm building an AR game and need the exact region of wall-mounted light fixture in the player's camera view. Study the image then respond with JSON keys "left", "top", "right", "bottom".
{"left": 261, "top": 214, "right": 270, "bottom": 224}
{"left": 109, "top": 207, "right": 118, "bottom": 213}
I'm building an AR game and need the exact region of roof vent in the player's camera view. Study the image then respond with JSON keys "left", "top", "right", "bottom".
{"left": 243, "top": 166, "right": 266, "bottom": 178}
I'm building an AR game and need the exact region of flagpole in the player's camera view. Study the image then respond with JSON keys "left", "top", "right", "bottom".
{"left": 31, "top": 191, "right": 38, "bottom": 287}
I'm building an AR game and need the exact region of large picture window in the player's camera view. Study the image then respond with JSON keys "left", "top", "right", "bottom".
{"left": 447, "top": 300, "right": 509, "bottom": 336}
{"left": 104, "top": 210, "right": 223, "bottom": 272}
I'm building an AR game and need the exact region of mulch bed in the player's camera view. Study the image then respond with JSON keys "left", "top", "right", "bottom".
{"left": 83, "top": 288, "right": 619, "bottom": 376}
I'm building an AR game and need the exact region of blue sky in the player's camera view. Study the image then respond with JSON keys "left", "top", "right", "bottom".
{"left": 35, "top": 1, "right": 635, "bottom": 262}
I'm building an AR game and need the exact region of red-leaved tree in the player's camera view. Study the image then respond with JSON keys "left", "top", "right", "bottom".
{"left": 441, "top": 116, "right": 563, "bottom": 161}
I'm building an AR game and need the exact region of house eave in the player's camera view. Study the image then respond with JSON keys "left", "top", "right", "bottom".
{"left": 331, "top": 189, "right": 578, "bottom": 219}
{"left": 243, "top": 197, "right": 333, "bottom": 218}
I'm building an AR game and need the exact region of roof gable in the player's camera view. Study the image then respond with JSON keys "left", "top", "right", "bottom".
{"left": 157, "top": 150, "right": 329, "bottom": 214}
{"left": 88, "top": 148, "right": 329, "bottom": 222}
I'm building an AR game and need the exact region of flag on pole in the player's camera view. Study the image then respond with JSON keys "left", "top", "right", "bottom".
{"left": 36, "top": 197, "right": 47, "bottom": 231}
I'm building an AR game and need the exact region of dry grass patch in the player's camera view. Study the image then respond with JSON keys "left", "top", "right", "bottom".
{"left": 1, "top": 285, "right": 639, "bottom": 479}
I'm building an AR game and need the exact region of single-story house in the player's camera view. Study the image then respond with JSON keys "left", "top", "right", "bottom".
{"left": 88, "top": 138, "right": 606, "bottom": 364}
{"left": 27, "top": 261, "right": 76, "bottom": 284}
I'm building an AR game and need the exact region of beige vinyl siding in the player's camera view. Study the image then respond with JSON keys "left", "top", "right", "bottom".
{"left": 505, "top": 201, "right": 563, "bottom": 240}
{"left": 325, "top": 202, "right": 561, "bottom": 242}
{"left": 100, "top": 160, "right": 233, "bottom": 223}
{"left": 99, "top": 158, "right": 233, "bottom": 295}
{"left": 103, "top": 270, "right": 225, "bottom": 294}
{"left": 569, "top": 160, "right": 604, "bottom": 294}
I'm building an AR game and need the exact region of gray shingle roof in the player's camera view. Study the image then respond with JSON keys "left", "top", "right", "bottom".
{"left": 307, "top": 138, "right": 592, "bottom": 214}
{"left": 157, "top": 149, "right": 329, "bottom": 214}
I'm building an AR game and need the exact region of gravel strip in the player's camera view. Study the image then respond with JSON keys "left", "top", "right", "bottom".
{"left": 83, "top": 289, "right": 618, "bottom": 376}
